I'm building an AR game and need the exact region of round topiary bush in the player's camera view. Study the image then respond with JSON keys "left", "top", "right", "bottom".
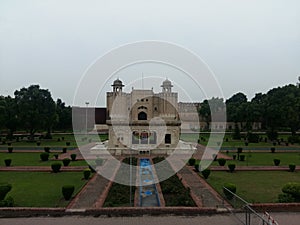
{"left": 51, "top": 162, "right": 62, "bottom": 173}
{"left": 62, "top": 158, "right": 71, "bottom": 166}
{"left": 4, "top": 159, "right": 11, "bottom": 167}
{"left": 289, "top": 164, "right": 296, "bottom": 172}
{"left": 188, "top": 158, "right": 196, "bottom": 166}
{"left": 0, "top": 183, "right": 12, "bottom": 200}
{"left": 228, "top": 164, "right": 236, "bottom": 173}
{"left": 36, "top": 141, "right": 41, "bottom": 146}
{"left": 278, "top": 182, "right": 300, "bottom": 202}
{"left": 194, "top": 162, "right": 200, "bottom": 172}
{"left": 40, "top": 152, "right": 50, "bottom": 161}
{"left": 223, "top": 183, "right": 236, "bottom": 200}
{"left": 83, "top": 168, "right": 91, "bottom": 180}
{"left": 53, "top": 154, "right": 59, "bottom": 159}
{"left": 273, "top": 159, "right": 281, "bottom": 166}
{"left": 201, "top": 169, "right": 211, "bottom": 179}
{"left": 271, "top": 147, "right": 275, "bottom": 153}
{"left": 62, "top": 185, "right": 75, "bottom": 200}
{"left": 71, "top": 154, "right": 77, "bottom": 161}
{"left": 44, "top": 147, "right": 50, "bottom": 153}
{"left": 62, "top": 147, "right": 67, "bottom": 153}
{"left": 218, "top": 158, "right": 226, "bottom": 166}
{"left": 66, "top": 142, "right": 70, "bottom": 146}
{"left": 7, "top": 147, "right": 13, "bottom": 153}
{"left": 237, "top": 147, "right": 243, "bottom": 153}
{"left": 239, "top": 155, "right": 245, "bottom": 161}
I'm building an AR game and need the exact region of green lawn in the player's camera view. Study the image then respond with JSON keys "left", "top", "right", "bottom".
{"left": 207, "top": 171, "right": 300, "bottom": 203}
{"left": 180, "top": 133, "right": 300, "bottom": 148}
{"left": 0, "top": 171, "right": 87, "bottom": 207}
{"left": 1, "top": 133, "right": 108, "bottom": 148}
{"left": 0, "top": 152, "right": 88, "bottom": 166}
{"left": 210, "top": 152, "right": 300, "bottom": 166}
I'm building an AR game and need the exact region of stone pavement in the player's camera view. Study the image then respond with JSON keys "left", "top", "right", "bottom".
{"left": 1, "top": 213, "right": 300, "bottom": 225}
{"left": 177, "top": 165, "right": 229, "bottom": 208}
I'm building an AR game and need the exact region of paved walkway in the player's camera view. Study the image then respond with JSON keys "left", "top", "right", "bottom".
{"left": 1, "top": 213, "right": 300, "bottom": 225}
{"left": 67, "top": 158, "right": 121, "bottom": 209}
{"left": 177, "top": 165, "right": 228, "bottom": 208}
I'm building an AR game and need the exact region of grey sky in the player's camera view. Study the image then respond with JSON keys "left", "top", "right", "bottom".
{"left": 0, "top": 0, "right": 299, "bottom": 106}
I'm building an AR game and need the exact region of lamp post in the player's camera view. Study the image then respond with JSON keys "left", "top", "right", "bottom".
{"left": 85, "top": 102, "right": 89, "bottom": 138}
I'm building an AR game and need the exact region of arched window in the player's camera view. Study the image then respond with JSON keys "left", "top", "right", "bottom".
{"left": 138, "top": 111, "right": 147, "bottom": 120}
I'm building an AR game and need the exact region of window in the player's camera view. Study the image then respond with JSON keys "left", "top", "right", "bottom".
{"left": 140, "top": 132, "right": 148, "bottom": 144}
{"left": 132, "top": 131, "right": 139, "bottom": 144}
{"left": 149, "top": 132, "right": 157, "bottom": 144}
{"left": 165, "top": 134, "right": 171, "bottom": 144}
{"left": 138, "top": 111, "right": 147, "bottom": 120}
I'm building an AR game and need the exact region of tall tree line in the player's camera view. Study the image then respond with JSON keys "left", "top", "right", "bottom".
{"left": 0, "top": 85, "right": 72, "bottom": 140}
{"left": 199, "top": 84, "right": 300, "bottom": 135}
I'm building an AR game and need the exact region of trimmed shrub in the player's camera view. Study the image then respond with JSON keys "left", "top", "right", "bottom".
{"left": 289, "top": 164, "right": 296, "bottom": 172}
{"left": 201, "top": 169, "right": 211, "bottom": 179}
{"left": 7, "top": 142, "right": 12, "bottom": 146}
{"left": 271, "top": 147, "right": 275, "bottom": 153}
{"left": 188, "top": 158, "right": 196, "bottom": 166}
{"left": 95, "top": 158, "right": 103, "bottom": 166}
{"left": 273, "top": 159, "right": 280, "bottom": 166}
{"left": 54, "top": 154, "right": 59, "bottom": 159}
{"left": 218, "top": 158, "right": 226, "bottom": 166}
{"left": 66, "top": 142, "right": 71, "bottom": 146}
{"left": 44, "top": 147, "right": 50, "bottom": 153}
{"left": 62, "top": 137, "right": 65, "bottom": 141}
{"left": 0, "top": 183, "right": 12, "bottom": 200}
{"left": 232, "top": 155, "right": 236, "bottom": 160}
{"left": 228, "top": 164, "right": 236, "bottom": 173}
{"left": 223, "top": 183, "right": 236, "bottom": 200}
{"left": 237, "top": 147, "right": 243, "bottom": 153}
{"left": 71, "top": 154, "right": 77, "bottom": 161}
{"left": 62, "top": 147, "right": 67, "bottom": 153}
{"left": 62, "top": 158, "right": 71, "bottom": 166}
{"left": 83, "top": 168, "right": 91, "bottom": 180}
{"left": 62, "top": 185, "right": 75, "bottom": 200}
{"left": 36, "top": 141, "right": 41, "bottom": 146}
{"left": 4, "top": 159, "right": 11, "bottom": 167}
{"left": 278, "top": 182, "right": 300, "bottom": 202}
{"left": 278, "top": 193, "right": 295, "bottom": 203}
{"left": 239, "top": 155, "right": 245, "bottom": 161}
{"left": 7, "top": 147, "right": 13, "bottom": 153}
{"left": 40, "top": 152, "right": 49, "bottom": 161}
{"left": 51, "top": 163, "right": 62, "bottom": 173}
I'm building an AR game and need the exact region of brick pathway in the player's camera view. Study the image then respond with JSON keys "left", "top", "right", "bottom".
{"left": 67, "top": 158, "right": 121, "bottom": 209}
{"left": 176, "top": 165, "right": 229, "bottom": 208}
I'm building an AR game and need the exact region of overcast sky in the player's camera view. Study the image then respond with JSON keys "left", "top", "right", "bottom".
{"left": 1, "top": 0, "right": 299, "bottom": 106}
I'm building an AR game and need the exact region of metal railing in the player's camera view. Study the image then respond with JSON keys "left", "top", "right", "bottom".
{"left": 222, "top": 187, "right": 279, "bottom": 225}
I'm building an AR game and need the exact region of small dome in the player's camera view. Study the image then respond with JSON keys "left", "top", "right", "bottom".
{"left": 161, "top": 79, "right": 173, "bottom": 87}
{"left": 112, "top": 79, "right": 124, "bottom": 87}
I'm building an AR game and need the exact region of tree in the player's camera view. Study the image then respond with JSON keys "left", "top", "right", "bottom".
{"left": 54, "top": 99, "right": 72, "bottom": 131}
{"left": 0, "top": 96, "right": 19, "bottom": 139}
{"left": 14, "top": 85, "right": 57, "bottom": 140}
{"left": 226, "top": 92, "right": 248, "bottom": 130}
{"left": 199, "top": 97, "right": 225, "bottom": 130}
